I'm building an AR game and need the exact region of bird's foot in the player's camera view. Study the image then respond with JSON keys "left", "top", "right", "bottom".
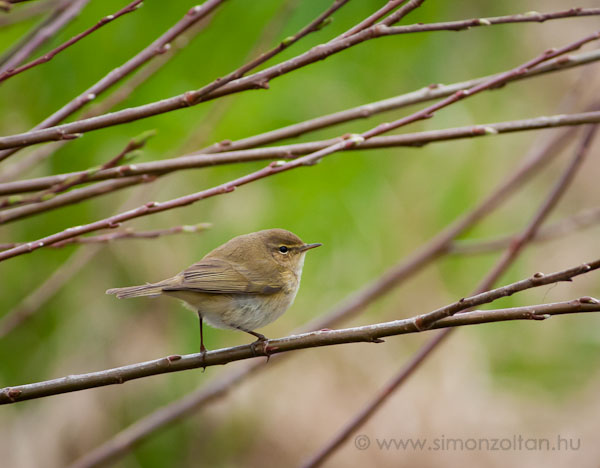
{"left": 249, "top": 336, "right": 278, "bottom": 362}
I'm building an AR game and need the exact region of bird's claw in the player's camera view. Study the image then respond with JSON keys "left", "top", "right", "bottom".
{"left": 249, "top": 337, "right": 277, "bottom": 362}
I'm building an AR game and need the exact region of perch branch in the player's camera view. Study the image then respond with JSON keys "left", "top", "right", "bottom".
{"left": 2, "top": 292, "right": 599, "bottom": 404}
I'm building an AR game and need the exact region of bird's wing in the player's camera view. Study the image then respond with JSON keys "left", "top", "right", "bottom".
{"left": 162, "top": 257, "right": 283, "bottom": 295}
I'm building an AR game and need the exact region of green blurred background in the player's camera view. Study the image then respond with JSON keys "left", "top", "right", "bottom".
{"left": 1, "top": 0, "right": 600, "bottom": 466}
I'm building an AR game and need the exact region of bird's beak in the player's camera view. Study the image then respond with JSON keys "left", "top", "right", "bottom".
{"left": 299, "top": 243, "right": 322, "bottom": 252}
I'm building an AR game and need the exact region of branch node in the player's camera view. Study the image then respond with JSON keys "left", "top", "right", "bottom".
{"left": 413, "top": 315, "right": 427, "bottom": 331}
{"left": 61, "top": 133, "right": 82, "bottom": 141}
{"left": 579, "top": 296, "right": 600, "bottom": 304}
{"left": 188, "top": 5, "right": 203, "bottom": 16}
{"left": 182, "top": 91, "right": 196, "bottom": 106}
{"left": 167, "top": 354, "right": 182, "bottom": 361}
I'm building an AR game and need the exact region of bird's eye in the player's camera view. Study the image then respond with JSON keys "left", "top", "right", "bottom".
{"left": 278, "top": 246, "right": 289, "bottom": 253}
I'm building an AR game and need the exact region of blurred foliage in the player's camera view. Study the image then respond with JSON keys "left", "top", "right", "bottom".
{"left": 1, "top": 0, "right": 600, "bottom": 467}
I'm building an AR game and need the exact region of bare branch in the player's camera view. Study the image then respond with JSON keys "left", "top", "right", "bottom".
{"left": 1, "top": 8, "right": 598, "bottom": 151}
{"left": 0, "top": 0, "right": 226, "bottom": 162}
{"left": 199, "top": 48, "right": 600, "bottom": 154}
{"left": 1, "top": 286, "right": 599, "bottom": 404}
{"left": 450, "top": 207, "right": 600, "bottom": 255}
{"left": 377, "top": 0, "right": 425, "bottom": 26}
{"left": 334, "top": 0, "right": 409, "bottom": 39}
{"left": 0, "top": 30, "right": 589, "bottom": 261}
{"left": 0, "top": 0, "right": 89, "bottom": 73}
{"left": 0, "top": 223, "right": 211, "bottom": 251}
{"left": 2, "top": 110, "right": 598, "bottom": 197}
{"left": 0, "top": 130, "right": 154, "bottom": 209}
{"left": 0, "top": 17, "right": 215, "bottom": 182}
{"left": 0, "top": 0, "right": 143, "bottom": 84}
{"left": 0, "top": 0, "right": 62, "bottom": 28}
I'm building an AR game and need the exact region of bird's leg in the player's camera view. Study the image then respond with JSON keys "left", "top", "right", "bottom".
{"left": 198, "top": 311, "right": 207, "bottom": 371}
{"left": 238, "top": 328, "right": 274, "bottom": 361}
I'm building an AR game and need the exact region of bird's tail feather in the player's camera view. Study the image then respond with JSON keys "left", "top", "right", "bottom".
{"left": 106, "top": 282, "right": 165, "bottom": 299}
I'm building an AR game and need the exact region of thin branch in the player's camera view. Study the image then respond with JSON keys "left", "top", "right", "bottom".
{"left": 0, "top": 31, "right": 589, "bottom": 260}
{"left": 1, "top": 8, "right": 598, "bottom": 151}
{"left": 0, "top": 0, "right": 89, "bottom": 73}
{"left": 0, "top": 245, "right": 101, "bottom": 338}
{"left": 0, "top": 0, "right": 226, "bottom": 162}
{"left": 303, "top": 124, "right": 599, "bottom": 467}
{"left": 476, "top": 124, "right": 599, "bottom": 302}
{"left": 198, "top": 48, "right": 600, "bottom": 154}
{"left": 179, "top": 0, "right": 304, "bottom": 153}
{"left": 451, "top": 207, "right": 600, "bottom": 255}
{"left": 0, "top": 223, "right": 211, "bottom": 251}
{"left": 334, "top": 0, "right": 409, "bottom": 39}
{"left": 0, "top": 176, "right": 153, "bottom": 224}
{"left": 0, "top": 0, "right": 62, "bottom": 28}
{"left": 0, "top": 0, "right": 143, "bottom": 84}
{"left": 384, "top": 8, "right": 600, "bottom": 33}
{"left": 0, "top": 130, "right": 153, "bottom": 209}
{"left": 0, "top": 18, "right": 215, "bottom": 182}
{"left": 3, "top": 110, "right": 598, "bottom": 197}
{"left": 0, "top": 222, "right": 210, "bottom": 337}
{"left": 1, "top": 289, "right": 599, "bottom": 405}
{"left": 377, "top": 0, "right": 425, "bottom": 27}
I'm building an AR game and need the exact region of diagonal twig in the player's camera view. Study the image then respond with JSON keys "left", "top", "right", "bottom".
{"left": 450, "top": 206, "right": 600, "bottom": 255}
{"left": 0, "top": 29, "right": 594, "bottom": 262}
{"left": 1, "top": 8, "right": 599, "bottom": 151}
{"left": 0, "top": 0, "right": 143, "bottom": 84}
{"left": 302, "top": 124, "right": 599, "bottom": 467}
{"left": 1, "top": 110, "right": 598, "bottom": 198}
{"left": 0, "top": 0, "right": 89, "bottom": 72}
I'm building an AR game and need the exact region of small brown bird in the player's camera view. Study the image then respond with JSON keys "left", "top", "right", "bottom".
{"left": 106, "top": 229, "right": 321, "bottom": 352}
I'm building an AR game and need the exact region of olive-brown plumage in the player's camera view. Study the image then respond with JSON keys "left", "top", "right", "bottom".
{"left": 106, "top": 229, "right": 321, "bottom": 351}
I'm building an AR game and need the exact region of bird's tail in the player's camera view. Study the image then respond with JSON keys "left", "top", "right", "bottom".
{"left": 106, "top": 282, "right": 165, "bottom": 299}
